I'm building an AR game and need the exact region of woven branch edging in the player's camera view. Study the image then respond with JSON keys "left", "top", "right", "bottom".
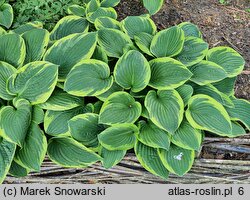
{"left": 4, "top": 135, "right": 250, "bottom": 184}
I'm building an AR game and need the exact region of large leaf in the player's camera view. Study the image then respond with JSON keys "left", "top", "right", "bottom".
{"left": 176, "top": 84, "right": 193, "bottom": 106}
{"left": 137, "top": 120, "right": 170, "bottom": 150}
{"left": 114, "top": 50, "right": 151, "bottom": 92}
{"left": 134, "top": 32, "right": 153, "bottom": 56}
{"left": 192, "top": 84, "right": 234, "bottom": 108}
{"left": 206, "top": 47, "right": 245, "bottom": 77}
{"left": 175, "top": 36, "right": 208, "bottom": 66}
{"left": 0, "top": 99, "right": 31, "bottom": 146}
{"left": 50, "top": 16, "right": 89, "bottom": 41}
{"left": 97, "top": 28, "right": 134, "bottom": 58}
{"left": 0, "top": 3, "right": 13, "bottom": 28}
{"left": 99, "top": 91, "right": 141, "bottom": 125}
{"left": 135, "top": 141, "right": 169, "bottom": 179}
{"left": 0, "top": 138, "right": 16, "bottom": 183}
{"left": 14, "top": 123, "right": 47, "bottom": 171}
{"left": 94, "top": 17, "right": 120, "bottom": 30}
{"left": 172, "top": 119, "right": 202, "bottom": 151}
{"left": 159, "top": 144, "right": 195, "bottom": 176}
{"left": 8, "top": 160, "right": 29, "bottom": 178}
{"left": 101, "top": 0, "right": 120, "bottom": 7}
{"left": 0, "top": 33, "right": 26, "bottom": 68}
{"left": 44, "top": 105, "right": 93, "bottom": 136}
{"left": 226, "top": 97, "right": 250, "bottom": 130}
{"left": 38, "top": 88, "right": 83, "bottom": 111}
{"left": 98, "top": 124, "right": 138, "bottom": 150}
{"left": 150, "top": 26, "right": 184, "bottom": 57}
{"left": 44, "top": 32, "right": 97, "bottom": 80}
{"left": 145, "top": 90, "right": 184, "bottom": 134}
{"left": 67, "top": 5, "right": 86, "bottom": 17}
{"left": 178, "top": 22, "right": 202, "bottom": 38}
{"left": 12, "top": 21, "right": 43, "bottom": 35}
{"left": 100, "top": 147, "right": 126, "bottom": 169}
{"left": 186, "top": 94, "right": 232, "bottom": 136}
{"left": 121, "top": 15, "right": 156, "bottom": 39}
{"left": 189, "top": 60, "right": 227, "bottom": 85}
{"left": 68, "top": 113, "right": 105, "bottom": 147}
{"left": 47, "top": 137, "right": 102, "bottom": 167}
{"left": 142, "top": 0, "right": 164, "bottom": 15}
{"left": 212, "top": 77, "right": 236, "bottom": 96}
{"left": 22, "top": 29, "right": 50, "bottom": 64}
{"left": 65, "top": 59, "right": 113, "bottom": 97}
{"left": 149, "top": 57, "right": 192, "bottom": 90}
{"left": 0, "top": 61, "right": 16, "bottom": 100}
{"left": 87, "top": 7, "right": 117, "bottom": 23}
{"left": 7, "top": 61, "right": 58, "bottom": 105}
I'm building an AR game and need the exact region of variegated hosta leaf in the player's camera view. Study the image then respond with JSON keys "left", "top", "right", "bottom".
{"left": 142, "top": 0, "right": 164, "bottom": 15}
{"left": 134, "top": 32, "right": 153, "bottom": 56}
{"left": 137, "top": 120, "right": 170, "bottom": 150}
{"left": 92, "top": 46, "right": 108, "bottom": 63}
{"left": 227, "top": 121, "right": 246, "bottom": 138}
{"left": 145, "top": 90, "right": 184, "bottom": 134}
{"left": 0, "top": 3, "right": 13, "bottom": 28}
{"left": 212, "top": 77, "right": 236, "bottom": 96}
{"left": 14, "top": 123, "right": 47, "bottom": 171}
{"left": 44, "top": 32, "right": 97, "bottom": 80}
{"left": 101, "top": 0, "right": 120, "bottom": 7}
{"left": 44, "top": 104, "right": 93, "bottom": 136}
{"left": 87, "top": 7, "right": 117, "bottom": 23}
{"left": 189, "top": 60, "right": 227, "bottom": 85}
{"left": 0, "top": 61, "right": 16, "bottom": 100}
{"left": 12, "top": 21, "right": 43, "bottom": 35}
{"left": 38, "top": 88, "right": 83, "bottom": 111}
{"left": 98, "top": 124, "right": 138, "bottom": 150}
{"left": 32, "top": 106, "right": 44, "bottom": 124}
{"left": 150, "top": 26, "right": 184, "bottom": 57}
{"left": 68, "top": 113, "right": 105, "bottom": 147}
{"left": 0, "top": 99, "right": 31, "bottom": 146}
{"left": 226, "top": 97, "right": 250, "bottom": 130}
{"left": 67, "top": 5, "right": 86, "bottom": 17}
{"left": 178, "top": 22, "right": 202, "bottom": 38}
{"left": 100, "top": 147, "right": 126, "bottom": 169}
{"left": 9, "top": 160, "right": 29, "bottom": 178}
{"left": 186, "top": 94, "right": 232, "bottom": 136}
{"left": 86, "top": 0, "right": 100, "bottom": 13}
{"left": 149, "top": 57, "right": 192, "bottom": 90}
{"left": 114, "top": 50, "right": 151, "bottom": 92}
{"left": 65, "top": 59, "right": 113, "bottom": 97}
{"left": 22, "top": 29, "right": 50, "bottom": 64}
{"left": 7, "top": 61, "right": 58, "bottom": 105}
{"left": 97, "top": 82, "right": 123, "bottom": 101}
{"left": 135, "top": 141, "right": 169, "bottom": 179}
{"left": 0, "top": 138, "right": 16, "bottom": 183}
{"left": 93, "top": 101, "right": 103, "bottom": 114}
{"left": 47, "top": 137, "right": 102, "bottom": 167}
{"left": 206, "top": 47, "right": 245, "bottom": 77}
{"left": 176, "top": 84, "right": 193, "bottom": 106}
{"left": 97, "top": 28, "right": 134, "bottom": 58}
{"left": 50, "top": 16, "right": 89, "bottom": 41}
{"left": 172, "top": 119, "right": 202, "bottom": 151}
{"left": 175, "top": 36, "right": 208, "bottom": 66}
{"left": 99, "top": 91, "right": 141, "bottom": 125}
{"left": 193, "top": 84, "right": 234, "bottom": 108}
{"left": 94, "top": 17, "right": 120, "bottom": 30}
{"left": 159, "top": 144, "right": 195, "bottom": 176}
{"left": 0, "top": 33, "right": 26, "bottom": 68}
{"left": 121, "top": 15, "right": 156, "bottom": 39}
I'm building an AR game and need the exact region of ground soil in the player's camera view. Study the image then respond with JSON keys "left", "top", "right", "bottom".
{"left": 116, "top": 0, "right": 250, "bottom": 99}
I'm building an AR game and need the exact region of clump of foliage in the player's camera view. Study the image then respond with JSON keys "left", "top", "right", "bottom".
{"left": 0, "top": 0, "right": 249, "bottom": 182}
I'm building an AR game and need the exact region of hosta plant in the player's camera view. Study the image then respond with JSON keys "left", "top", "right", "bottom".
{"left": 0, "top": 0, "right": 249, "bottom": 183}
